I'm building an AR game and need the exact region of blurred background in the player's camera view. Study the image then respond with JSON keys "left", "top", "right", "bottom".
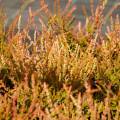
{"left": 0, "top": 0, "right": 120, "bottom": 29}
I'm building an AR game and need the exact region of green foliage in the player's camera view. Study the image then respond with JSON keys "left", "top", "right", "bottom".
{"left": 0, "top": 0, "right": 120, "bottom": 119}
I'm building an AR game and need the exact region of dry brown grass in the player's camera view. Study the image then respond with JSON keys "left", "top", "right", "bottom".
{"left": 0, "top": 0, "right": 120, "bottom": 119}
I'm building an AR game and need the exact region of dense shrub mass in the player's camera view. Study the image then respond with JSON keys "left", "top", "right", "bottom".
{"left": 0, "top": 0, "right": 120, "bottom": 119}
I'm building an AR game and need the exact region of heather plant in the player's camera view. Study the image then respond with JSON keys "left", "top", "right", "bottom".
{"left": 0, "top": 0, "right": 120, "bottom": 120}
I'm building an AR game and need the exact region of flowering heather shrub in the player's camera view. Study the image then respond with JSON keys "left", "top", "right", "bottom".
{"left": 0, "top": 0, "right": 120, "bottom": 119}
